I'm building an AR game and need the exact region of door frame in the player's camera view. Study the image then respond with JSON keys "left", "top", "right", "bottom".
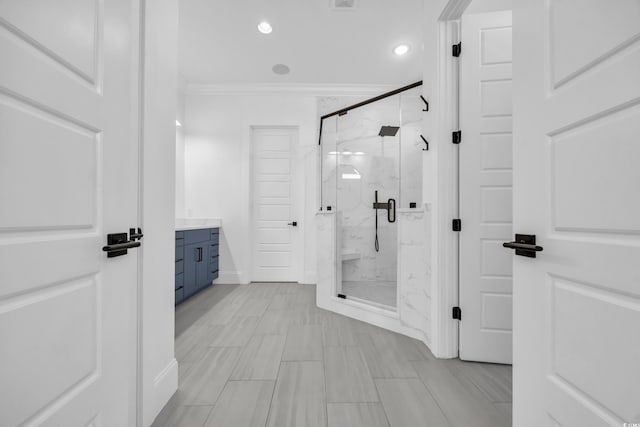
{"left": 249, "top": 125, "right": 303, "bottom": 283}
{"left": 427, "top": 0, "right": 518, "bottom": 360}
{"left": 424, "top": 0, "right": 468, "bottom": 359}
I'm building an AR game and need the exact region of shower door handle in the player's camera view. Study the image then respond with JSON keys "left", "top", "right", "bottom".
{"left": 387, "top": 198, "right": 396, "bottom": 223}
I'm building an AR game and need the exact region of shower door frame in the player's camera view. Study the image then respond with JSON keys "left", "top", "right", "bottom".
{"left": 318, "top": 81, "right": 423, "bottom": 310}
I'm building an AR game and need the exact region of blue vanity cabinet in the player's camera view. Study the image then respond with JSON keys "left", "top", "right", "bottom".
{"left": 176, "top": 227, "right": 219, "bottom": 304}
{"left": 175, "top": 231, "right": 185, "bottom": 305}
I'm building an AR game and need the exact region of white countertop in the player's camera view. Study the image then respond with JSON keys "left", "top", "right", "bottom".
{"left": 175, "top": 218, "right": 222, "bottom": 231}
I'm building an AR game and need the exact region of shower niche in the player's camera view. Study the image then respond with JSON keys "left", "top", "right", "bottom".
{"left": 319, "top": 82, "right": 424, "bottom": 310}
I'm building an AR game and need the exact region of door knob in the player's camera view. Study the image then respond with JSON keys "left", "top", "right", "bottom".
{"left": 103, "top": 230, "right": 142, "bottom": 258}
{"left": 288, "top": 221, "right": 298, "bottom": 227}
{"left": 503, "top": 234, "right": 543, "bottom": 258}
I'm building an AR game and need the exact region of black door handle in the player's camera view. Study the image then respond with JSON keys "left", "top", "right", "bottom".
{"left": 288, "top": 221, "right": 297, "bottom": 227}
{"left": 387, "top": 198, "right": 396, "bottom": 223}
{"left": 195, "top": 247, "right": 203, "bottom": 262}
{"left": 103, "top": 231, "right": 142, "bottom": 258}
{"left": 103, "top": 241, "right": 142, "bottom": 252}
{"left": 503, "top": 234, "right": 543, "bottom": 258}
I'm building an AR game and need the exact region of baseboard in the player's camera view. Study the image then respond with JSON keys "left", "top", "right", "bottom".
{"left": 302, "top": 270, "right": 317, "bottom": 284}
{"left": 146, "top": 358, "right": 178, "bottom": 426}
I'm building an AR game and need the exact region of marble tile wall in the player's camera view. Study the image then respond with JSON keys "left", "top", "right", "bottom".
{"left": 398, "top": 208, "right": 431, "bottom": 342}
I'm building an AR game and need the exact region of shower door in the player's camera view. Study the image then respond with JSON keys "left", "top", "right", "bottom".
{"left": 335, "top": 95, "right": 401, "bottom": 308}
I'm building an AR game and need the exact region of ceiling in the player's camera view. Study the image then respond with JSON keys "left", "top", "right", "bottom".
{"left": 178, "top": 0, "right": 424, "bottom": 86}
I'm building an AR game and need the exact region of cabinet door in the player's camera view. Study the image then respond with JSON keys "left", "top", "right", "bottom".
{"left": 183, "top": 243, "right": 199, "bottom": 297}
{"left": 196, "top": 243, "right": 209, "bottom": 290}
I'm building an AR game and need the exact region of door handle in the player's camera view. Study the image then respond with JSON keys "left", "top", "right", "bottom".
{"left": 387, "top": 198, "right": 396, "bottom": 223}
{"left": 503, "top": 234, "right": 543, "bottom": 258}
{"left": 288, "top": 221, "right": 298, "bottom": 227}
{"left": 195, "top": 247, "right": 203, "bottom": 262}
{"left": 103, "top": 231, "right": 142, "bottom": 258}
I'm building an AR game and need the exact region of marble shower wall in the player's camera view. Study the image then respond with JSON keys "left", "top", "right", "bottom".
{"left": 318, "top": 93, "right": 423, "bottom": 285}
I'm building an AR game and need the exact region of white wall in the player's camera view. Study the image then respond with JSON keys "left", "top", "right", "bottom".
{"left": 140, "top": 0, "right": 179, "bottom": 425}
{"left": 175, "top": 75, "right": 186, "bottom": 218}
{"left": 184, "top": 92, "right": 318, "bottom": 284}
{"left": 465, "top": 0, "right": 511, "bottom": 14}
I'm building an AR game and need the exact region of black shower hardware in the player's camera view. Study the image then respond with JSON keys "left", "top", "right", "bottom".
{"left": 378, "top": 126, "right": 400, "bottom": 137}
{"left": 420, "top": 135, "right": 429, "bottom": 151}
{"left": 372, "top": 191, "right": 396, "bottom": 252}
{"left": 420, "top": 95, "right": 429, "bottom": 111}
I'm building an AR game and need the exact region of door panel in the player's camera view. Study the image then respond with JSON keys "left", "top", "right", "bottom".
{"left": 183, "top": 243, "right": 198, "bottom": 297}
{"left": 513, "top": 0, "right": 640, "bottom": 425}
{"left": 459, "top": 10, "right": 513, "bottom": 364}
{"left": 251, "top": 128, "right": 299, "bottom": 282}
{"left": 0, "top": 0, "right": 138, "bottom": 426}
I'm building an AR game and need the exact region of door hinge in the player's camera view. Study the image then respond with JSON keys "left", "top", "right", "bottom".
{"left": 452, "top": 306, "right": 462, "bottom": 320}
{"left": 452, "top": 218, "right": 462, "bottom": 231}
{"left": 452, "top": 42, "right": 461, "bottom": 57}
{"left": 452, "top": 130, "right": 462, "bottom": 144}
{"left": 337, "top": 293, "right": 346, "bottom": 299}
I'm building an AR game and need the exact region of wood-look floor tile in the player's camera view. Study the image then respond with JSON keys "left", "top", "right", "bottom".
{"left": 255, "top": 309, "right": 290, "bottom": 335}
{"left": 327, "top": 403, "right": 389, "bottom": 427}
{"left": 413, "top": 360, "right": 509, "bottom": 427}
{"left": 282, "top": 324, "right": 323, "bottom": 361}
{"left": 324, "top": 346, "right": 378, "bottom": 403}
{"left": 230, "top": 335, "right": 286, "bottom": 380}
{"left": 375, "top": 378, "right": 449, "bottom": 427}
{"left": 356, "top": 333, "right": 418, "bottom": 378}
{"left": 206, "top": 316, "right": 259, "bottom": 347}
{"left": 449, "top": 359, "right": 512, "bottom": 402}
{"left": 234, "top": 297, "right": 270, "bottom": 317}
{"left": 177, "top": 347, "right": 241, "bottom": 405}
{"left": 322, "top": 316, "right": 359, "bottom": 346}
{"left": 204, "top": 381, "right": 274, "bottom": 427}
{"left": 266, "top": 361, "right": 327, "bottom": 427}
{"left": 155, "top": 405, "right": 212, "bottom": 427}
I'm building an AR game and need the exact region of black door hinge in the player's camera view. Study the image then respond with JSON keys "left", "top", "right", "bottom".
{"left": 452, "top": 306, "right": 462, "bottom": 320}
{"left": 452, "top": 130, "right": 462, "bottom": 144}
{"left": 337, "top": 293, "right": 346, "bottom": 299}
{"left": 452, "top": 42, "right": 461, "bottom": 57}
{"left": 452, "top": 218, "right": 461, "bottom": 231}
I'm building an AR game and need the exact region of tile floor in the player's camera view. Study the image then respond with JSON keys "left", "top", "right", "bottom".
{"left": 152, "top": 283, "right": 512, "bottom": 427}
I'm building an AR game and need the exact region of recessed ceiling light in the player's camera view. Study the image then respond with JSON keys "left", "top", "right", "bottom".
{"left": 175, "top": 120, "right": 182, "bottom": 127}
{"left": 272, "top": 64, "right": 290, "bottom": 75}
{"left": 257, "top": 21, "right": 272, "bottom": 34}
{"left": 393, "top": 44, "right": 410, "bottom": 56}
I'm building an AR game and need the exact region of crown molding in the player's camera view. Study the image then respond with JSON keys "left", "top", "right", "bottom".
{"left": 185, "top": 83, "right": 398, "bottom": 97}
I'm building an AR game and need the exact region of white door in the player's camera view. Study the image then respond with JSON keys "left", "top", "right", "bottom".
{"left": 0, "top": 1, "right": 139, "bottom": 426}
{"left": 251, "top": 127, "right": 299, "bottom": 282}
{"left": 513, "top": 1, "right": 640, "bottom": 425}
{"left": 459, "top": 11, "right": 513, "bottom": 364}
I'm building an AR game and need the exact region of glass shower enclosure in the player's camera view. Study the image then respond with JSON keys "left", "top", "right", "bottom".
{"left": 320, "top": 82, "right": 424, "bottom": 309}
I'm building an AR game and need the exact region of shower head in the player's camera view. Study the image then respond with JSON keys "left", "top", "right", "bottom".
{"left": 378, "top": 126, "right": 400, "bottom": 137}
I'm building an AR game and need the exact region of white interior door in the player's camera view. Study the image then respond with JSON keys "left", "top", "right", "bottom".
{"left": 459, "top": 10, "right": 513, "bottom": 364}
{"left": 513, "top": 1, "right": 640, "bottom": 425}
{"left": 251, "top": 127, "right": 299, "bottom": 282}
{"left": 0, "top": 1, "right": 139, "bottom": 426}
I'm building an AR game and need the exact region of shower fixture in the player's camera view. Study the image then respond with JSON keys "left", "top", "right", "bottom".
{"left": 372, "top": 190, "right": 396, "bottom": 252}
{"left": 378, "top": 126, "right": 400, "bottom": 137}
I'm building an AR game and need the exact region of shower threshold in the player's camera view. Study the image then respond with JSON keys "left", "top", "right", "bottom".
{"left": 341, "top": 281, "right": 397, "bottom": 308}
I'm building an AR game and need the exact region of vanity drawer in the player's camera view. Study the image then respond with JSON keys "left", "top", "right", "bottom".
{"left": 210, "top": 228, "right": 219, "bottom": 240}
{"left": 209, "top": 256, "right": 219, "bottom": 272}
{"left": 175, "top": 259, "right": 184, "bottom": 275}
{"left": 210, "top": 243, "right": 219, "bottom": 257}
{"left": 175, "top": 287, "right": 184, "bottom": 305}
{"left": 184, "top": 229, "right": 211, "bottom": 245}
{"left": 175, "top": 272, "right": 183, "bottom": 289}
{"left": 175, "top": 231, "right": 184, "bottom": 247}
